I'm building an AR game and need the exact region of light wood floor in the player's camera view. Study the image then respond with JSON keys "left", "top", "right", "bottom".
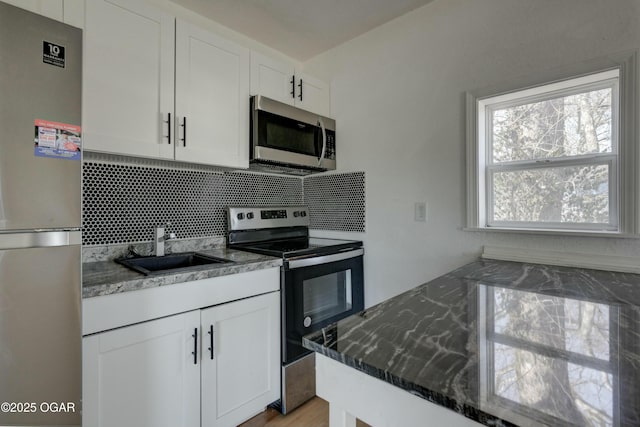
{"left": 239, "top": 397, "right": 370, "bottom": 427}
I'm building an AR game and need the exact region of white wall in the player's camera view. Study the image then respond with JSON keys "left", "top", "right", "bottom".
{"left": 303, "top": 0, "right": 640, "bottom": 306}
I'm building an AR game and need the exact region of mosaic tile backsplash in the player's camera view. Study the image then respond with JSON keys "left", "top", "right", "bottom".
{"left": 83, "top": 157, "right": 366, "bottom": 245}
{"left": 304, "top": 172, "right": 366, "bottom": 233}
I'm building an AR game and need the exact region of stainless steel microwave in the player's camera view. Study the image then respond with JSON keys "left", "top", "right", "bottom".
{"left": 250, "top": 95, "right": 336, "bottom": 171}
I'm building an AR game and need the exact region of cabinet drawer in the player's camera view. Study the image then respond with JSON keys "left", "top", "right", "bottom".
{"left": 83, "top": 267, "right": 280, "bottom": 335}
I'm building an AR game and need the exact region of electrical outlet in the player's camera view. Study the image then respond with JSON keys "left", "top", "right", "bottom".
{"left": 414, "top": 202, "right": 427, "bottom": 222}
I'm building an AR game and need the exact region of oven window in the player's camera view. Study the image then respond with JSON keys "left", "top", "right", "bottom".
{"left": 302, "top": 270, "right": 352, "bottom": 325}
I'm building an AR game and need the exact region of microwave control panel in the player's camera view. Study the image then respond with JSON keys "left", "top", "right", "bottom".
{"left": 325, "top": 131, "right": 336, "bottom": 160}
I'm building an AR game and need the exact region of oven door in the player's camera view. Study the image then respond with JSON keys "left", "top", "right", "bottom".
{"left": 283, "top": 249, "right": 364, "bottom": 364}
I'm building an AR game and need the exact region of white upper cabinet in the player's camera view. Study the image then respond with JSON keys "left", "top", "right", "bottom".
{"left": 62, "top": 0, "right": 85, "bottom": 29}
{"left": 250, "top": 52, "right": 296, "bottom": 105}
{"left": 250, "top": 51, "right": 331, "bottom": 117}
{"left": 296, "top": 71, "right": 331, "bottom": 117}
{"left": 175, "top": 20, "right": 249, "bottom": 169}
{"left": 1, "top": 0, "right": 63, "bottom": 21}
{"left": 2, "top": 0, "right": 82, "bottom": 26}
{"left": 83, "top": 0, "right": 250, "bottom": 168}
{"left": 83, "top": 0, "right": 175, "bottom": 160}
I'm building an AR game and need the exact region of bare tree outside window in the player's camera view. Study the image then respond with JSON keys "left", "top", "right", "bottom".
{"left": 490, "top": 88, "right": 613, "bottom": 224}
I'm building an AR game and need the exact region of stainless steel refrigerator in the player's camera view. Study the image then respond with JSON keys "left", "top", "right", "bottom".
{"left": 0, "top": 2, "right": 82, "bottom": 426}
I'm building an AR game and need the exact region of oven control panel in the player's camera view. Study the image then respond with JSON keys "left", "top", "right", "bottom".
{"left": 227, "top": 206, "right": 310, "bottom": 231}
{"left": 261, "top": 209, "right": 287, "bottom": 220}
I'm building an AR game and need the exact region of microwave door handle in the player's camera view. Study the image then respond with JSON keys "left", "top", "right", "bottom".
{"left": 318, "top": 117, "right": 327, "bottom": 167}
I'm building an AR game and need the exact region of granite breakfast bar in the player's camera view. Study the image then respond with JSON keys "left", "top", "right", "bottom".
{"left": 303, "top": 259, "right": 640, "bottom": 427}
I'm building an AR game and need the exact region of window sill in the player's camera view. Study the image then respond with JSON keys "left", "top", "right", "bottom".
{"left": 480, "top": 244, "right": 640, "bottom": 273}
{"left": 462, "top": 227, "right": 639, "bottom": 239}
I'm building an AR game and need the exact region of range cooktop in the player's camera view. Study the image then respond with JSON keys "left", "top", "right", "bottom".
{"left": 234, "top": 237, "right": 362, "bottom": 259}
{"left": 226, "top": 206, "right": 362, "bottom": 259}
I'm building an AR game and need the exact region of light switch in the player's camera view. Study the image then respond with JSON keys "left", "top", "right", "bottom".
{"left": 414, "top": 202, "right": 427, "bottom": 222}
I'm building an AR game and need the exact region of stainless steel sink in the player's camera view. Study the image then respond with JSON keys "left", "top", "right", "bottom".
{"left": 115, "top": 252, "right": 233, "bottom": 275}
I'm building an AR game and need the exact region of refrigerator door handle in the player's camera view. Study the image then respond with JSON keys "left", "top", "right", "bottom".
{"left": 0, "top": 231, "right": 81, "bottom": 250}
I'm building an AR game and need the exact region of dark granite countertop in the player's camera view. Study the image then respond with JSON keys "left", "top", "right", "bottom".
{"left": 303, "top": 259, "right": 640, "bottom": 427}
{"left": 82, "top": 247, "right": 282, "bottom": 298}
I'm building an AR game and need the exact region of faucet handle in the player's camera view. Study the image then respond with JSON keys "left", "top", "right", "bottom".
{"left": 127, "top": 245, "right": 141, "bottom": 258}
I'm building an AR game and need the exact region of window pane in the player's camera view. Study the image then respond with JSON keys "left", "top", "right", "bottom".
{"left": 493, "top": 287, "right": 610, "bottom": 360}
{"left": 492, "top": 164, "right": 609, "bottom": 223}
{"left": 492, "top": 88, "right": 612, "bottom": 163}
{"left": 493, "top": 344, "right": 614, "bottom": 426}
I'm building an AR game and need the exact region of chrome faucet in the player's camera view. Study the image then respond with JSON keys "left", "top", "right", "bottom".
{"left": 154, "top": 226, "right": 166, "bottom": 257}
{"left": 154, "top": 223, "right": 176, "bottom": 257}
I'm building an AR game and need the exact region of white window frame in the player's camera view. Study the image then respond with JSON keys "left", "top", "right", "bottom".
{"left": 466, "top": 52, "right": 638, "bottom": 236}
{"left": 483, "top": 71, "right": 619, "bottom": 231}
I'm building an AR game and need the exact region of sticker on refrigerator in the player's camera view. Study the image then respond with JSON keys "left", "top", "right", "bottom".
{"left": 34, "top": 119, "right": 81, "bottom": 160}
{"left": 43, "top": 41, "right": 65, "bottom": 68}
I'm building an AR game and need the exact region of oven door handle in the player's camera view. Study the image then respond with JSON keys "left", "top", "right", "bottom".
{"left": 287, "top": 248, "right": 364, "bottom": 269}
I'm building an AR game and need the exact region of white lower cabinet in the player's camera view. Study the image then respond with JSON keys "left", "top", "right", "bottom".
{"left": 83, "top": 291, "right": 281, "bottom": 427}
{"left": 201, "top": 292, "right": 281, "bottom": 426}
{"left": 83, "top": 311, "right": 201, "bottom": 427}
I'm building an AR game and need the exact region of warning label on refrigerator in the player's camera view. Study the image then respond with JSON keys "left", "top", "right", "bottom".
{"left": 43, "top": 41, "right": 65, "bottom": 68}
{"left": 34, "top": 119, "right": 81, "bottom": 160}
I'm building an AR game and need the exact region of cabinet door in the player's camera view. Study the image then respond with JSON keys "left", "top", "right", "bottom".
{"left": 250, "top": 52, "right": 331, "bottom": 117}
{"left": 201, "top": 292, "right": 281, "bottom": 427}
{"left": 83, "top": 311, "right": 201, "bottom": 427}
{"left": 175, "top": 20, "right": 250, "bottom": 168}
{"left": 250, "top": 51, "right": 296, "bottom": 106}
{"left": 83, "top": 0, "right": 175, "bottom": 159}
{"left": 296, "top": 72, "right": 331, "bottom": 117}
{"left": 0, "top": 0, "right": 64, "bottom": 21}
{"left": 63, "top": 0, "right": 85, "bottom": 28}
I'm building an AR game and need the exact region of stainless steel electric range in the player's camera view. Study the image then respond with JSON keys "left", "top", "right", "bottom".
{"left": 227, "top": 206, "right": 364, "bottom": 414}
